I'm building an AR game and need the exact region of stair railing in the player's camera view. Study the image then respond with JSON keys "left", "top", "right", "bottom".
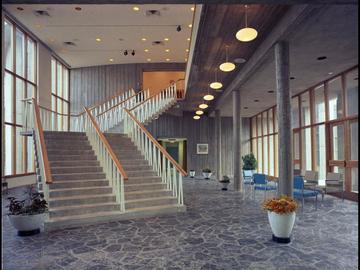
{"left": 129, "top": 84, "right": 177, "bottom": 124}
{"left": 22, "top": 98, "right": 53, "bottom": 201}
{"left": 123, "top": 108, "right": 186, "bottom": 205}
{"left": 94, "top": 89, "right": 150, "bottom": 131}
{"left": 83, "top": 107, "right": 128, "bottom": 211}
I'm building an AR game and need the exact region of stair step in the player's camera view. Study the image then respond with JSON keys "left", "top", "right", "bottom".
{"left": 50, "top": 179, "right": 109, "bottom": 189}
{"left": 125, "top": 182, "right": 167, "bottom": 192}
{"left": 45, "top": 140, "right": 91, "bottom": 146}
{"left": 52, "top": 172, "right": 106, "bottom": 181}
{"left": 49, "top": 202, "right": 120, "bottom": 218}
{"left": 127, "top": 176, "right": 161, "bottom": 184}
{"left": 49, "top": 194, "right": 116, "bottom": 208}
{"left": 122, "top": 164, "right": 152, "bottom": 171}
{"left": 44, "top": 131, "right": 86, "bottom": 136}
{"left": 50, "top": 186, "right": 113, "bottom": 198}
{"left": 125, "top": 196, "right": 177, "bottom": 209}
{"left": 127, "top": 170, "right": 157, "bottom": 177}
{"left": 47, "top": 149, "right": 94, "bottom": 155}
{"left": 51, "top": 166, "right": 103, "bottom": 174}
{"left": 120, "top": 159, "right": 149, "bottom": 166}
{"left": 49, "top": 160, "right": 100, "bottom": 167}
{"left": 125, "top": 189, "right": 172, "bottom": 200}
{"left": 48, "top": 154, "right": 97, "bottom": 161}
{"left": 46, "top": 144, "right": 92, "bottom": 151}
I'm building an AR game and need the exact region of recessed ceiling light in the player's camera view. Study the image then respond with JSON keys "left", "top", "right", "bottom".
{"left": 95, "top": 38, "right": 101, "bottom": 42}
{"left": 188, "top": 24, "right": 192, "bottom": 28}
{"left": 186, "top": 49, "right": 189, "bottom": 52}
{"left": 144, "top": 49, "right": 149, "bottom": 52}
{"left": 203, "top": 94, "right": 214, "bottom": 101}
{"left": 210, "top": 82, "right": 222, "bottom": 90}
{"left": 141, "top": 38, "right": 147, "bottom": 41}
{"left": 185, "top": 58, "right": 188, "bottom": 62}
{"left": 191, "top": 6, "right": 195, "bottom": 11}
{"left": 193, "top": 115, "right": 200, "bottom": 120}
{"left": 75, "top": 7, "right": 82, "bottom": 11}
{"left": 187, "top": 38, "right": 191, "bottom": 41}
{"left": 317, "top": 56, "right": 327, "bottom": 61}
{"left": 254, "top": 99, "right": 259, "bottom": 102}
{"left": 199, "top": 103, "right": 208, "bottom": 109}
{"left": 147, "top": 58, "right": 151, "bottom": 62}
{"left": 109, "top": 58, "right": 114, "bottom": 62}
{"left": 17, "top": 7, "right": 24, "bottom": 11}
{"left": 165, "top": 49, "right": 170, "bottom": 52}
{"left": 290, "top": 77, "right": 295, "bottom": 80}
{"left": 166, "top": 58, "right": 170, "bottom": 61}
{"left": 164, "top": 38, "right": 169, "bottom": 41}
{"left": 35, "top": 24, "right": 42, "bottom": 28}
{"left": 133, "top": 6, "right": 140, "bottom": 11}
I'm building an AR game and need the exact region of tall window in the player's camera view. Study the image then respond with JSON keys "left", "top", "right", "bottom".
{"left": 250, "top": 66, "right": 358, "bottom": 193}
{"left": 4, "top": 18, "right": 37, "bottom": 176}
{"left": 51, "top": 58, "right": 69, "bottom": 130}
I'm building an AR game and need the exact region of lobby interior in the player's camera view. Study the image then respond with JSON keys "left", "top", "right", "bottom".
{"left": 1, "top": 1, "right": 358, "bottom": 270}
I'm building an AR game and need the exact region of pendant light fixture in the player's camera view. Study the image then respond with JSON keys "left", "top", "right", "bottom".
{"left": 193, "top": 115, "right": 200, "bottom": 120}
{"left": 199, "top": 103, "right": 208, "bottom": 109}
{"left": 219, "top": 45, "right": 235, "bottom": 72}
{"left": 203, "top": 87, "right": 215, "bottom": 101}
{"left": 195, "top": 110, "right": 204, "bottom": 115}
{"left": 236, "top": 5, "right": 258, "bottom": 42}
{"left": 210, "top": 69, "right": 223, "bottom": 90}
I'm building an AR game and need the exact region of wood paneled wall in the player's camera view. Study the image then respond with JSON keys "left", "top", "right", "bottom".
{"left": 70, "top": 63, "right": 185, "bottom": 113}
{"left": 145, "top": 112, "right": 251, "bottom": 177}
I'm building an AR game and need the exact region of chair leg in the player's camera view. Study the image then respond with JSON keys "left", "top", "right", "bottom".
{"left": 315, "top": 194, "right": 318, "bottom": 210}
{"left": 302, "top": 197, "right": 304, "bottom": 212}
{"left": 342, "top": 189, "right": 344, "bottom": 202}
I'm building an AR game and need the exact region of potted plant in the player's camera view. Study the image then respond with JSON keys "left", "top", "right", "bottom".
{"left": 219, "top": 175, "right": 230, "bottom": 190}
{"left": 202, "top": 168, "right": 212, "bottom": 179}
{"left": 242, "top": 153, "right": 257, "bottom": 175}
{"left": 189, "top": 170, "right": 196, "bottom": 178}
{"left": 6, "top": 185, "right": 48, "bottom": 236}
{"left": 263, "top": 195, "right": 299, "bottom": 243}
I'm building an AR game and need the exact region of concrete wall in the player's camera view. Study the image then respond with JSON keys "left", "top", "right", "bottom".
{"left": 37, "top": 43, "right": 52, "bottom": 108}
{"left": 145, "top": 112, "right": 251, "bottom": 177}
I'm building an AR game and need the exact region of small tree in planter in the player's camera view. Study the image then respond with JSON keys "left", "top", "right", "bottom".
{"left": 202, "top": 168, "right": 212, "bottom": 180}
{"left": 242, "top": 153, "right": 257, "bottom": 174}
{"left": 263, "top": 195, "right": 299, "bottom": 243}
{"left": 219, "top": 175, "right": 230, "bottom": 190}
{"left": 6, "top": 185, "right": 48, "bottom": 236}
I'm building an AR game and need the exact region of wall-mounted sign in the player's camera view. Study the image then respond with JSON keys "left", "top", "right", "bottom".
{"left": 197, "top": 144, "right": 208, "bottom": 155}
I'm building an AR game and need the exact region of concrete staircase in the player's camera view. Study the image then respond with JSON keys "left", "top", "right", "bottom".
{"left": 105, "top": 133, "right": 185, "bottom": 215}
{"left": 43, "top": 131, "right": 184, "bottom": 231}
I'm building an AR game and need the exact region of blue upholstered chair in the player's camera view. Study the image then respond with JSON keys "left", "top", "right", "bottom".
{"left": 253, "top": 173, "right": 277, "bottom": 200}
{"left": 293, "top": 176, "right": 319, "bottom": 210}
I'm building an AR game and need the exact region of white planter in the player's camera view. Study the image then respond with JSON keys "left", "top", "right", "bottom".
{"left": 202, "top": 172, "right": 212, "bottom": 179}
{"left": 189, "top": 171, "right": 196, "bottom": 178}
{"left": 8, "top": 213, "right": 46, "bottom": 236}
{"left": 220, "top": 182, "right": 230, "bottom": 190}
{"left": 267, "top": 211, "right": 296, "bottom": 241}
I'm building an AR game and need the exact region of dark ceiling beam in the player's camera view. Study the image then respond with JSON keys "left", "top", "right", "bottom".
{"left": 213, "top": 4, "right": 324, "bottom": 111}
{"left": 1, "top": 0, "right": 358, "bottom": 4}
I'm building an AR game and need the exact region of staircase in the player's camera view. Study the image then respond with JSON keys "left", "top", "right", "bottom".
{"left": 23, "top": 83, "right": 186, "bottom": 231}
{"left": 105, "top": 133, "right": 184, "bottom": 214}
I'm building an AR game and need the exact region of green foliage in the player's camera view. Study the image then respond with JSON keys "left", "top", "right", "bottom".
{"left": 242, "top": 153, "right": 257, "bottom": 170}
{"left": 7, "top": 185, "right": 48, "bottom": 216}
{"left": 219, "top": 175, "right": 230, "bottom": 183}
{"left": 202, "top": 168, "right": 212, "bottom": 173}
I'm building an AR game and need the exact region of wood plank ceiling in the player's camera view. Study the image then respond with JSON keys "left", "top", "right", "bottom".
{"left": 183, "top": 4, "right": 289, "bottom": 114}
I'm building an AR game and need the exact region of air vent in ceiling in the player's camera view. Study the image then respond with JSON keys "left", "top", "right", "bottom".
{"left": 152, "top": 40, "right": 164, "bottom": 46}
{"left": 146, "top": 9, "right": 161, "bottom": 16}
{"left": 34, "top": 10, "right": 50, "bottom": 17}
{"left": 63, "top": 41, "right": 76, "bottom": 47}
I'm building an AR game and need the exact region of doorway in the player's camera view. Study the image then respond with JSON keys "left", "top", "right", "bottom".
{"left": 158, "top": 138, "right": 187, "bottom": 171}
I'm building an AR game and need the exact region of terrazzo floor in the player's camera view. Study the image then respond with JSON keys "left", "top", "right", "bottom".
{"left": 2, "top": 178, "right": 358, "bottom": 270}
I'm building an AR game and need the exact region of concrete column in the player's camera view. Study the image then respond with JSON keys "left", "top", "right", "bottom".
{"left": 215, "top": 110, "right": 222, "bottom": 180}
{"left": 275, "top": 41, "right": 293, "bottom": 197}
{"left": 233, "top": 90, "right": 242, "bottom": 192}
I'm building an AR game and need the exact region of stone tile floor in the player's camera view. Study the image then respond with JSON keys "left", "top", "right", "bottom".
{"left": 2, "top": 178, "right": 358, "bottom": 270}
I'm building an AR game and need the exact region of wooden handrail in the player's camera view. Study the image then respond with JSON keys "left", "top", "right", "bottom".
{"left": 32, "top": 98, "right": 53, "bottom": 184}
{"left": 124, "top": 108, "right": 187, "bottom": 177}
{"left": 97, "top": 89, "right": 147, "bottom": 117}
{"left": 83, "top": 107, "right": 128, "bottom": 180}
{"left": 129, "top": 87, "right": 171, "bottom": 112}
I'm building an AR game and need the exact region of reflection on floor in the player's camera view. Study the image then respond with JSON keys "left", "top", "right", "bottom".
{"left": 2, "top": 178, "right": 358, "bottom": 270}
